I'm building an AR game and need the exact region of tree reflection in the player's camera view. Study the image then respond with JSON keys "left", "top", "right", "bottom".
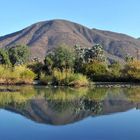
{"left": 0, "top": 86, "right": 140, "bottom": 125}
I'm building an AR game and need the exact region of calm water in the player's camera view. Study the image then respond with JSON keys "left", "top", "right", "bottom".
{"left": 0, "top": 86, "right": 140, "bottom": 140}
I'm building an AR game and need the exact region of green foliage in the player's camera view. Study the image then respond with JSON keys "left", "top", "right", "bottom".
{"left": 83, "top": 60, "right": 108, "bottom": 81}
{"left": 44, "top": 44, "right": 76, "bottom": 72}
{"left": 40, "top": 72, "right": 53, "bottom": 85}
{"left": 75, "top": 44, "right": 105, "bottom": 63}
{"left": 27, "top": 62, "right": 43, "bottom": 79}
{"left": 122, "top": 60, "right": 140, "bottom": 81}
{"left": 20, "top": 69, "right": 36, "bottom": 83}
{"left": 74, "top": 44, "right": 106, "bottom": 73}
{"left": 8, "top": 45, "right": 29, "bottom": 66}
{"left": 40, "top": 69, "right": 89, "bottom": 87}
{"left": 0, "top": 65, "right": 36, "bottom": 84}
{"left": 0, "top": 48, "right": 11, "bottom": 65}
{"left": 68, "top": 73, "right": 89, "bottom": 87}
{"left": 84, "top": 44, "right": 105, "bottom": 62}
{"left": 52, "top": 69, "right": 74, "bottom": 85}
{"left": 108, "top": 61, "right": 121, "bottom": 80}
{"left": 44, "top": 53, "right": 55, "bottom": 74}
{"left": 1, "top": 42, "right": 139, "bottom": 84}
{"left": 54, "top": 44, "right": 75, "bottom": 70}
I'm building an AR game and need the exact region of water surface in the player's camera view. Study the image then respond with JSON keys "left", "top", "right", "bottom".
{"left": 0, "top": 86, "right": 140, "bottom": 140}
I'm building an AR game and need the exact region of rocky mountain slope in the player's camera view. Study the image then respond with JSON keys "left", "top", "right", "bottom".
{"left": 0, "top": 19, "right": 140, "bottom": 61}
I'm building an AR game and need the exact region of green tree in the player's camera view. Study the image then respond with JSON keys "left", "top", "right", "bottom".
{"left": 74, "top": 44, "right": 106, "bottom": 72}
{"left": 44, "top": 53, "right": 55, "bottom": 74}
{"left": 123, "top": 60, "right": 140, "bottom": 81}
{"left": 74, "top": 44, "right": 105, "bottom": 64}
{"left": 74, "top": 45, "right": 85, "bottom": 72}
{"left": 109, "top": 61, "right": 121, "bottom": 80}
{"left": 8, "top": 45, "right": 29, "bottom": 66}
{"left": 27, "top": 62, "right": 43, "bottom": 79}
{"left": 44, "top": 44, "right": 76, "bottom": 71}
{"left": 84, "top": 44, "right": 105, "bottom": 62}
{"left": 0, "top": 48, "right": 11, "bottom": 65}
{"left": 83, "top": 60, "right": 108, "bottom": 81}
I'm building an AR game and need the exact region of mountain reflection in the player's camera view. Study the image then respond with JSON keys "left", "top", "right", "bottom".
{"left": 0, "top": 86, "right": 140, "bottom": 125}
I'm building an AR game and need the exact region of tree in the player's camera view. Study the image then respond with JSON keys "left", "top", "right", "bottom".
{"left": 74, "top": 45, "right": 85, "bottom": 72}
{"left": 27, "top": 62, "right": 43, "bottom": 79}
{"left": 44, "top": 53, "right": 54, "bottom": 74}
{"left": 83, "top": 60, "right": 108, "bottom": 81}
{"left": 123, "top": 60, "right": 140, "bottom": 81}
{"left": 8, "top": 45, "right": 29, "bottom": 66}
{"left": 74, "top": 44, "right": 105, "bottom": 64}
{"left": 0, "top": 48, "right": 11, "bottom": 65}
{"left": 74, "top": 44, "right": 106, "bottom": 73}
{"left": 44, "top": 44, "right": 76, "bottom": 72}
{"left": 84, "top": 44, "right": 105, "bottom": 62}
{"left": 54, "top": 44, "right": 75, "bottom": 70}
{"left": 109, "top": 61, "right": 121, "bottom": 79}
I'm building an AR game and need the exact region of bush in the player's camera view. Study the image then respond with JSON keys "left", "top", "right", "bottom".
{"left": 0, "top": 48, "right": 11, "bottom": 65}
{"left": 40, "top": 69, "right": 89, "bottom": 87}
{"left": 0, "top": 65, "right": 36, "bottom": 84}
{"left": 27, "top": 62, "right": 43, "bottom": 79}
{"left": 68, "top": 73, "right": 89, "bottom": 87}
{"left": 40, "top": 72, "right": 53, "bottom": 85}
{"left": 122, "top": 60, "right": 140, "bottom": 81}
{"left": 44, "top": 44, "right": 76, "bottom": 72}
{"left": 52, "top": 69, "right": 73, "bottom": 85}
{"left": 8, "top": 45, "right": 29, "bottom": 66}
{"left": 20, "top": 69, "right": 36, "bottom": 84}
{"left": 83, "top": 60, "right": 109, "bottom": 81}
{"left": 108, "top": 61, "right": 122, "bottom": 81}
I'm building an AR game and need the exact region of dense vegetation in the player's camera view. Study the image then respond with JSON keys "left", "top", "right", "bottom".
{"left": 0, "top": 65, "right": 36, "bottom": 84}
{"left": 0, "top": 43, "right": 140, "bottom": 86}
{"left": 0, "top": 45, "right": 35, "bottom": 84}
{"left": 40, "top": 44, "right": 140, "bottom": 85}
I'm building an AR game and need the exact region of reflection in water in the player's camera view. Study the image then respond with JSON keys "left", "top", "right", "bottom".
{"left": 0, "top": 86, "right": 140, "bottom": 125}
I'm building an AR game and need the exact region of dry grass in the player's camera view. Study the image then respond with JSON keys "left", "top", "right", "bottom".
{"left": 0, "top": 65, "right": 36, "bottom": 84}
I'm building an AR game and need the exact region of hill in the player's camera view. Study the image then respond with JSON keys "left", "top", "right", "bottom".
{"left": 0, "top": 19, "right": 140, "bottom": 62}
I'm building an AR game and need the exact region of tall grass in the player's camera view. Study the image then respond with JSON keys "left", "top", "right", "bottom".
{"left": 0, "top": 65, "right": 36, "bottom": 84}
{"left": 40, "top": 69, "right": 89, "bottom": 87}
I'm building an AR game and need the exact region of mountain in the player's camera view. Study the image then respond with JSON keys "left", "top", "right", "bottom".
{"left": 0, "top": 19, "right": 140, "bottom": 62}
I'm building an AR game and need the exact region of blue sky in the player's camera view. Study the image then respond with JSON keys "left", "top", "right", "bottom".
{"left": 0, "top": 0, "right": 140, "bottom": 38}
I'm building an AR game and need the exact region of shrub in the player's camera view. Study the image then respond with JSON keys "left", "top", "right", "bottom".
{"left": 122, "top": 60, "right": 140, "bottom": 81}
{"left": 40, "top": 69, "right": 89, "bottom": 87}
{"left": 108, "top": 61, "right": 122, "bottom": 81}
{"left": 52, "top": 69, "right": 74, "bottom": 85}
{"left": 20, "top": 69, "right": 36, "bottom": 84}
{"left": 44, "top": 44, "right": 76, "bottom": 71}
{"left": 0, "top": 65, "right": 36, "bottom": 84}
{"left": 8, "top": 45, "right": 29, "bottom": 66}
{"left": 83, "top": 60, "right": 109, "bottom": 81}
{"left": 40, "top": 72, "right": 53, "bottom": 85}
{"left": 0, "top": 49, "right": 11, "bottom": 65}
{"left": 68, "top": 73, "right": 89, "bottom": 87}
{"left": 27, "top": 62, "right": 43, "bottom": 79}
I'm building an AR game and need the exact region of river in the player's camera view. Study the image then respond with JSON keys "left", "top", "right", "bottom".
{"left": 0, "top": 85, "right": 140, "bottom": 140}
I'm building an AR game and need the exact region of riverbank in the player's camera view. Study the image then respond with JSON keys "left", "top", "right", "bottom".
{"left": 91, "top": 82, "right": 140, "bottom": 88}
{"left": 0, "top": 80, "right": 140, "bottom": 88}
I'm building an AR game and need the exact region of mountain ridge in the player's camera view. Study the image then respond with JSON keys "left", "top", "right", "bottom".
{"left": 0, "top": 19, "right": 140, "bottom": 61}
